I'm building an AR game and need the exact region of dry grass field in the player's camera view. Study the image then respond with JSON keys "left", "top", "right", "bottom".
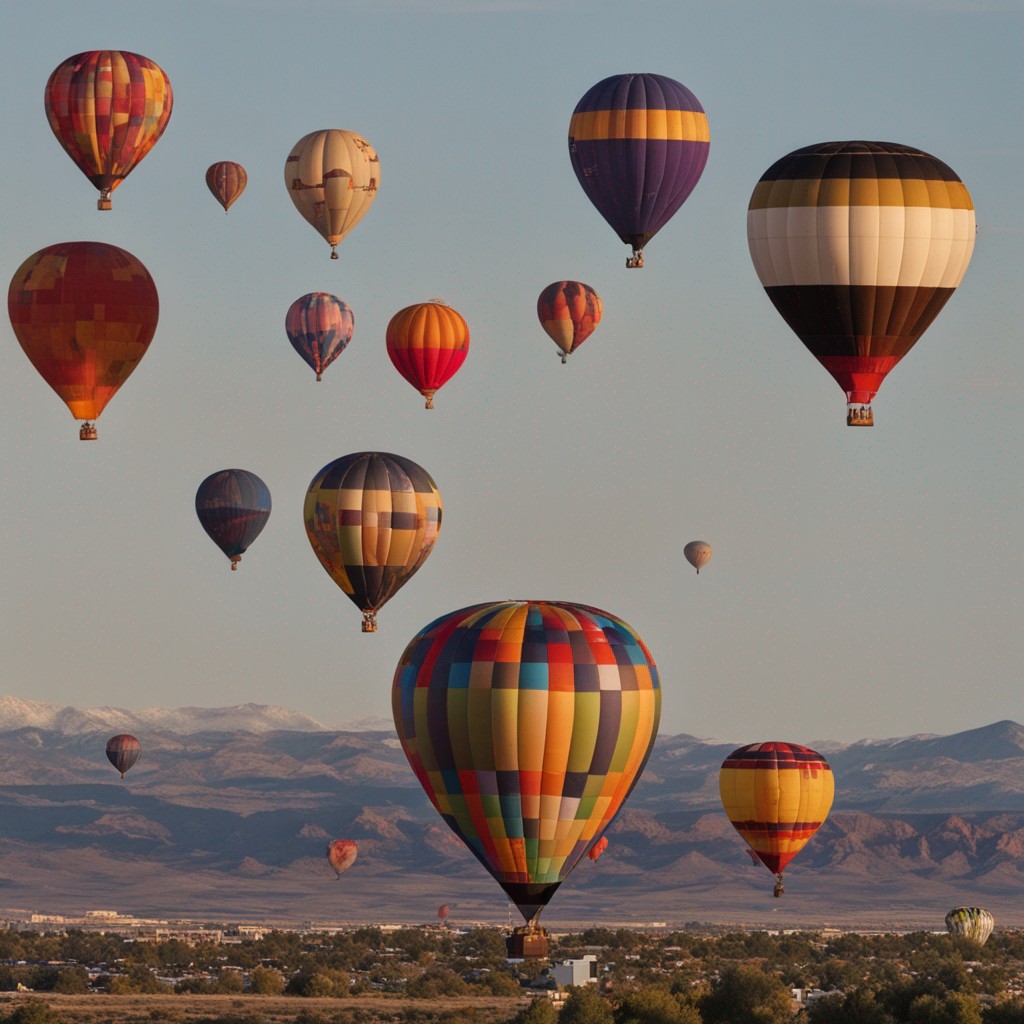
{"left": 0, "top": 991, "right": 530, "bottom": 1024}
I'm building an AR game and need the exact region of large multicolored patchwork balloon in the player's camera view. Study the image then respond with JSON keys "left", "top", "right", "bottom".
{"left": 8, "top": 241, "right": 159, "bottom": 440}
{"left": 747, "top": 141, "right": 975, "bottom": 426}
{"left": 568, "top": 73, "right": 709, "bottom": 268}
{"left": 285, "top": 292, "right": 355, "bottom": 381}
{"left": 45, "top": 50, "right": 173, "bottom": 210}
{"left": 284, "top": 129, "right": 380, "bottom": 259}
{"left": 195, "top": 469, "right": 272, "bottom": 571}
{"left": 392, "top": 600, "right": 661, "bottom": 924}
{"left": 386, "top": 301, "right": 469, "bottom": 408}
{"left": 536, "top": 281, "right": 602, "bottom": 363}
{"left": 304, "top": 452, "right": 442, "bottom": 632}
{"left": 719, "top": 741, "right": 834, "bottom": 897}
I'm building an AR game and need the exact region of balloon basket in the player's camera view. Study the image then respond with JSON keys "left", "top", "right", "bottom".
{"left": 506, "top": 925, "right": 549, "bottom": 959}
{"left": 97, "top": 196, "right": 112, "bottom": 212}
{"left": 230, "top": 557, "right": 241, "bottom": 571}
{"left": 626, "top": 252, "right": 644, "bottom": 269}
{"left": 79, "top": 422, "right": 98, "bottom": 441}
{"left": 847, "top": 405, "right": 874, "bottom": 427}
{"left": 422, "top": 391, "right": 436, "bottom": 410}
{"left": 773, "top": 874, "right": 785, "bottom": 898}
{"left": 361, "top": 612, "right": 378, "bottom": 633}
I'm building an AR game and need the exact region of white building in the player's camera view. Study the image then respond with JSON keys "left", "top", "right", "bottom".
{"left": 551, "top": 955, "right": 598, "bottom": 988}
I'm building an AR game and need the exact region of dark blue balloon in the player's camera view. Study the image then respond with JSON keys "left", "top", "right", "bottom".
{"left": 195, "top": 469, "right": 271, "bottom": 570}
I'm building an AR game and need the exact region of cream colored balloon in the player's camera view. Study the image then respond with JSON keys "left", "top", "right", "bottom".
{"left": 284, "top": 129, "right": 380, "bottom": 259}
{"left": 684, "top": 541, "right": 712, "bottom": 574}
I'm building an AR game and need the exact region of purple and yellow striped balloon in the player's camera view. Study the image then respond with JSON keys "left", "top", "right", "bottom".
{"left": 569, "top": 73, "right": 709, "bottom": 267}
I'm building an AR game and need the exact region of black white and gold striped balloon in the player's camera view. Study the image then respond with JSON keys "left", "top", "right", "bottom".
{"left": 747, "top": 141, "right": 975, "bottom": 425}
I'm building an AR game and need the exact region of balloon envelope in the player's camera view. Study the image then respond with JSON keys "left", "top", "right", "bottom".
{"left": 327, "top": 839, "right": 358, "bottom": 877}
{"left": 45, "top": 50, "right": 173, "bottom": 210}
{"left": 195, "top": 469, "right": 272, "bottom": 569}
{"left": 945, "top": 907, "right": 994, "bottom": 945}
{"left": 386, "top": 301, "right": 469, "bottom": 408}
{"left": 392, "top": 600, "right": 661, "bottom": 923}
{"left": 683, "top": 541, "right": 712, "bottom": 574}
{"left": 304, "top": 452, "right": 442, "bottom": 632}
{"left": 8, "top": 241, "right": 158, "bottom": 437}
{"left": 537, "top": 281, "right": 602, "bottom": 363}
{"left": 568, "top": 73, "right": 709, "bottom": 266}
{"left": 587, "top": 836, "right": 609, "bottom": 862}
{"left": 285, "top": 293, "right": 355, "bottom": 381}
{"left": 437, "top": 904, "right": 450, "bottom": 920}
{"left": 106, "top": 734, "right": 141, "bottom": 778}
{"left": 206, "top": 161, "right": 247, "bottom": 211}
{"left": 284, "top": 129, "right": 380, "bottom": 258}
{"left": 747, "top": 141, "right": 975, "bottom": 424}
{"left": 719, "top": 742, "right": 834, "bottom": 882}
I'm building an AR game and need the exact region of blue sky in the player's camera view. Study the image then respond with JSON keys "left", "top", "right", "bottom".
{"left": 1, "top": 0, "right": 1020, "bottom": 743}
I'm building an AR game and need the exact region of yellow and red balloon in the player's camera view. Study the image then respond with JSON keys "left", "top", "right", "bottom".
{"left": 386, "top": 301, "right": 469, "bottom": 408}
{"left": 719, "top": 741, "right": 834, "bottom": 896}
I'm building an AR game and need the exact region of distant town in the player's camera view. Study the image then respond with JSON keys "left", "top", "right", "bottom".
{"left": 0, "top": 908, "right": 1023, "bottom": 1024}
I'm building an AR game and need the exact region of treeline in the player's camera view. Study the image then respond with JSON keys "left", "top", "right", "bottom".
{"left": 1, "top": 925, "right": 1024, "bottom": 1024}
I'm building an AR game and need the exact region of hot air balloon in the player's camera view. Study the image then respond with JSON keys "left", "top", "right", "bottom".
{"left": 195, "top": 470, "right": 272, "bottom": 570}
{"left": 568, "top": 74, "right": 709, "bottom": 268}
{"left": 326, "top": 839, "right": 358, "bottom": 878}
{"left": 45, "top": 51, "right": 173, "bottom": 210}
{"left": 683, "top": 541, "right": 712, "bottom": 575}
{"left": 537, "top": 281, "right": 602, "bottom": 363}
{"left": 437, "top": 904, "right": 451, "bottom": 922}
{"left": 8, "top": 241, "right": 159, "bottom": 440}
{"left": 392, "top": 600, "right": 661, "bottom": 945}
{"left": 588, "top": 836, "right": 609, "bottom": 862}
{"left": 304, "top": 452, "right": 442, "bottom": 632}
{"left": 747, "top": 141, "right": 976, "bottom": 426}
{"left": 106, "top": 735, "right": 141, "bottom": 778}
{"left": 945, "top": 906, "right": 994, "bottom": 945}
{"left": 206, "top": 161, "right": 247, "bottom": 212}
{"left": 284, "top": 129, "right": 380, "bottom": 259}
{"left": 719, "top": 742, "right": 834, "bottom": 897}
{"left": 285, "top": 293, "right": 355, "bottom": 381}
{"left": 386, "top": 301, "right": 469, "bottom": 408}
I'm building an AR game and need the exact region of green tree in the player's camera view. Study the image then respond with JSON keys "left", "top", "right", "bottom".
{"left": 5, "top": 1000, "right": 60, "bottom": 1024}
{"left": 699, "top": 965, "right": 793, "bottom": 1024}
{"left": 906, "top": 993, "right": 982, "bottom": 1024}
{"left": 51, "top": 966, "right": 89, "bottom": 994}
{"left": 286, "top": 967, "right": 350, "bottom": 998}
{"left": 614, "top": 985, "right": 702, "bottom": 1024}
{"left": 405, "top": 968, "right": 469, "bottom": 998}
{"left": 983, "top": 1000, "right": 1024, "bottom": 1024}
{"left": 510, "top": 999, "right": 558, "bottom": 1024}
{"left": 561, "top": 987, "right": 615, "bottom": 1024}
{"left": 249, "top": 965, "right": 285, "bottom": 995}
{"left": 212, "top": 971, "right": 245, "bottom": 994}
{"left": 807, "top": 990, "right": 894, "bottom": 1024}
{"left": 476, "top": 970, "right": 523, "bottom": 996}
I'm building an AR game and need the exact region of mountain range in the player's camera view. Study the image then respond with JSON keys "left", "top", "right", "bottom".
{"left": 0, "top": 698, "right": 1021, "bottom": 930}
